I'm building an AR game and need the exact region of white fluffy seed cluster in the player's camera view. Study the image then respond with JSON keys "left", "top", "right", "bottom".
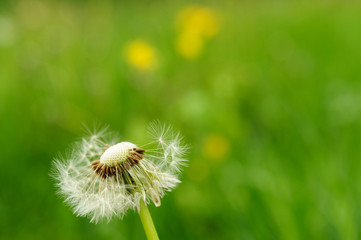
{"left": 52, "top": 123, "right": 188, "bottom": 223}
{"left": 100, "top": 142, "right": 136, "bottom": 167}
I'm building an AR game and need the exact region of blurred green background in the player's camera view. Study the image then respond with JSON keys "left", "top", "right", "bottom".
{"left": 1, "top": 0, "right": 361, "bottom": 239}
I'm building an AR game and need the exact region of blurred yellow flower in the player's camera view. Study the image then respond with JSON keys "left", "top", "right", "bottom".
{"left": 176, "top": 5, "right": 219, "bottom": 59}
{"left": 125, "top": 40, "right": 157, "bottom": 71}
{"left": 177, "top": 5, "right": 219, "bottom": 38}
{"left": 203, "top": 134, "right": 230, "bottom": 163}
{"left": 176, "top": 32, "right": 203, "bottom": 60}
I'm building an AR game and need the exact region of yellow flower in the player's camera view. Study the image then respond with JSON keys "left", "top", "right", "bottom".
{"left": 176, "top": 5, "right": 219, "bottom": 59}
{"left": 177, "top": 5, "right": 219, "bottom": 38}
{"left": 203, "top": 134, "right": 230, "bottom": 163}
{"left": 125, "top": 40, "right": 157, "bottom": 71}
{"left": 176, "top": 32, "right": 203, "bottom": 60}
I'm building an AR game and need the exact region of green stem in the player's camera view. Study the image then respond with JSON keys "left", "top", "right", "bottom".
{"left": 139, "top": 201, "right": 159, "bottom": 240}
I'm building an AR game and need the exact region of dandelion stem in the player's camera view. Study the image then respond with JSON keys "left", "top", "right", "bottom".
{"left": 139, "top": 200, "right": 159, "bottom": 240}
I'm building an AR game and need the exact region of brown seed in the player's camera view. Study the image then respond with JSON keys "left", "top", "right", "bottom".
{"left": 120, "top": 164, "right": 126, "bottom": 172}
{"left": 128, "top": 155, "right": 136, "bottom": 162}
{"left": 134, "top": 148, "right": 145, "bottom": 154}
{"left": 128, "top": 159, "right": 134, "bottom": 166}
{"left": 114, "top": 162, "right": 121, "bottom": 174}
{"left": 130, "top": 154, "right": 140, "bottom": 161}
{"left": 94, "top": 163, "right": 100, "bottom": 173}
{"left": 92, "top": 160, "right": 100, "bottom": 165}
{"left": 96, "top": 163, "right": 104, "bottom": 174}
{"left": 124, "top": 162, "right": 130, "bottom": 170}
{"left": 134, "top": 152, "right": 144, "bottom": 158}
{"left": 92, "top": 161, "right": 123, "bottom": 179}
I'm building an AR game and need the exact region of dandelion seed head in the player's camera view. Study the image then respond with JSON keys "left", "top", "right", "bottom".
{"left": 52, "top": 122, "right": 188, "bottom": 223}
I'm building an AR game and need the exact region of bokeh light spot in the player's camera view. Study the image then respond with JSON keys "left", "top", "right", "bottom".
{"left": 203, "top": 134, "right": 230, "bottom": 163}
{"left": 125, "top": 40, "right": 157, "bottom": 72}
{"left": 175, "top": 5, "right": 219, "bottom": 59}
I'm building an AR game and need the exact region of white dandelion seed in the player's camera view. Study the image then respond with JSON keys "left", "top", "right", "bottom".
{"left": 52, "top": 122, "right": 188, "bottom": 223}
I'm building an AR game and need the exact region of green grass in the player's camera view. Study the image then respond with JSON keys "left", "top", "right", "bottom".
{"left": 1, "top": 0, "right": 361, "bottom": 239}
